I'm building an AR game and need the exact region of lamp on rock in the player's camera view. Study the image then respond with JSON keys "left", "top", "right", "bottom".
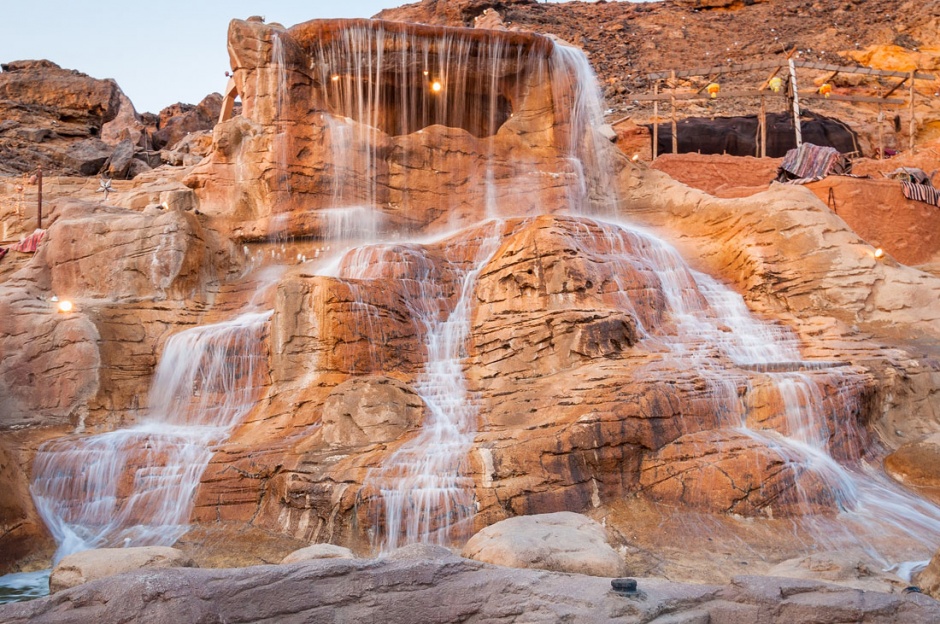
{"left": 50, "top": 295, "right": 74, "bottom": 313}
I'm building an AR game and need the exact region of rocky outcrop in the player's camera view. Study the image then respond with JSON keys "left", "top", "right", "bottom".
{"left": 49, "top": 546, "right": 195, "bottom": 593}
{"left": 0, "top": 60, "right": 221, "bottom": 177}
{"left": 378, "top": 0, "right": 940, "bottom": 154}
{"left": 884, "top": 433, "right": 940, "bottom": 499}
{"left": 462, "top": 511, "right": 625, "bottom": 577}
{"left": 152, "top": 93, "right": 223, "bottom": 151}
{"left": 0, "top": 60, "right": 131, "bottom": 177}
{"left": 184, "top": 18, "right": 581, "bottom": 241}
{"left": 280, "top": 543, "right": 356, "bottom": 564}
{"left": 2, "top": 550, "right": 939, "bottom": 623}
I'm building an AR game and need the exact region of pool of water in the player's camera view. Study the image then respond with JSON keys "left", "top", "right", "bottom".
{"left": 0, "top": 569, "right": 50, "bottom": 605}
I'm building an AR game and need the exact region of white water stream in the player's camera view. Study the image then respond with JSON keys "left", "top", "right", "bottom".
{"left": 30, "top": 311, "right": 271, "bottom": 562}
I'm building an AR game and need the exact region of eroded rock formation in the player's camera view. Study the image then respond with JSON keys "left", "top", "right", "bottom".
{"left": 3, "top": 13, "right": 940, "bottom": 610}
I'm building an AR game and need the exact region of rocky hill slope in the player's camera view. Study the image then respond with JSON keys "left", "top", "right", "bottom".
{"left": 379, "top": 0, "right": 940, "bottom": 149}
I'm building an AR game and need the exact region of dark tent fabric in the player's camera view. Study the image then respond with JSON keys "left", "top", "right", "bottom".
{"left": 649, "top": 111, "right": 859, "bottom": 158}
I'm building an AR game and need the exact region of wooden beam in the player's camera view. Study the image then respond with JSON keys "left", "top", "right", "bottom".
{"left": 789, "top": 58, "right": 802, "bottom": 147}
{"left": 631, "top": 90, "right": 904, "bottom": 105}
{"left": 910, "top": 69, "right": 917, "bottom": 152}
{"left": 799, "top": 92, "right": 905, "bottom": 105}
{"left": 759, "top": 96, "right": 766, "bottom": 158}
{"left": 791, "top": 60, "right": 933, "bottom": 81}
{"left": 648, "top": 60, "right": 934, "bottom": 81}
{"left": 670, "top": 70, "right": 677, "bottom": 154}
{"left": 883, "top": 75, "right": 909, "bottom": 99}
{"left": 648, "top": 61, "right": 785, "bottom": 80}
{"left": 652, "top": 81, "right": 659, "bottom": 160}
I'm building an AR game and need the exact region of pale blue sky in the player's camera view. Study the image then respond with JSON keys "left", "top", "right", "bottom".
{"left": 0, "top": 1, "right": 647, "bottom": 115}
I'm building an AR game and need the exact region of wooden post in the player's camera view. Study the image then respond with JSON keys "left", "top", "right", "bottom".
{"left": 670, "top": 70, "right": 677, "bottom": 154}
{"left": 652, "top": 81, "right": 659, "bottom": 160}
{"left": 788, "top": 58, "right": 802, "bottom": 147}
{"left": 759, "top": 96, "right": 767, "bottom": 158}
{"left": 909, "top": 69, "right": 916, "bottom": 152}
{"left": 878, "top": 104, "right": 884, "bottom": 159}
{"left": 36, "top": 165, "right": 42, "bottom": 230}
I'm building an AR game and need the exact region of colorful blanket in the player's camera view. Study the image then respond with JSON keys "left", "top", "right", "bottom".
{"left": 11, "top": 229, "right": 45, "bottom": 253}
{"left": 902, "top": 181, "right": 940, "bottom": 207}
{"left": 778, "top": 143, "right": 849, "bottom": 184}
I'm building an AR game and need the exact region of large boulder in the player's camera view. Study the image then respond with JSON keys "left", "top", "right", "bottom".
{"left": 280, "top": 543, "right": 356, "bottom": 564}
{"left": 49, "top": 546, "right": 195, "bottom": 593}
{"left": 461, "top": 511, "right": 625, "bottom": 577}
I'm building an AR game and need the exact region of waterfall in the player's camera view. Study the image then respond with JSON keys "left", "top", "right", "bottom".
{"left": 331, "top": 224, "right": 502, "bottom": 550}
{"left": 272, "top": 33, "right": 292, "bottom": 198}
{"left": 12, "top": 18, "right": 939, "bottom": 588}
{"left": 30, "top": 311, "right": 271, "bottom": 562}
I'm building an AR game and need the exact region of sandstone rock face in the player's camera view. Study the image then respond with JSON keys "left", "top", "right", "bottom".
{"left": 884, "top": 432, "right": 940, "bottom": 500}
{"left": 0, "top": 283, "right": 101, "bottom": 430}
{"left": 916, "top": 548, "right": 940, "bottom": 599}
{"left": 0, "top": 438, "right": 54, "bottom": 574}
{"left": 462, "top": 511, "right": 625, "bottom": 577}
{"left": 44, "top": 200, "right": 211, "bottom": 301}
{"left": 49, "top": 546, "right": 195, "bottom": 593}
{"left": 280, "top": 543, "right": 356, "bottom": 564}
{"left": 321, "top": 376, "right": 425, "bottom": 448}
{"left": 152, "top": 94, "right": 223, "bottom": 151}
{"left": 185, "top": 18, "right": 590, "bottom": 241}
{"left": 6, "top": 11, "right": 940, "bottom": 600}
{"left": 3, "top": 552, "right": 939, "bottom": 624}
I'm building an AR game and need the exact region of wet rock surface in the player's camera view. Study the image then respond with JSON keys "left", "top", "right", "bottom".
{"left": 3, "top": 4, "right": 940, "bottom": 614}
{"left": 2, "top": 551, "right": 939, "bottom": 623}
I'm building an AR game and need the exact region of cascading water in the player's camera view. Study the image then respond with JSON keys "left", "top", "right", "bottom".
{"left": 297, "top": 21, "right": 940, "bottom": 565}
{"left": 30, "top": 311, "right": 271, "bottom": 562}
{"left": 327, "top": 224, "right": 502, "bottom": 551}
{"left": 9, "top": 19, "right": 940, "bottom": 604}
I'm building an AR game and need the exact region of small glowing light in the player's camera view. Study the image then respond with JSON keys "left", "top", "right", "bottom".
{"left": 423, "top": 70, "right": 429, "bottom": 76}
{"left": 57, "top": 300, "right": 74, "bottom": 313}
{"left": 874, "top": 247, "right": 885, "bottom": 259}
{"left": 631, "top": 154, "right": 640, "bottom": 162}
{"left": 331, "top": 75, "right": 340, "bottom": 82}
{"left": 431, "top": 81, "right": 443, "bottom": 93}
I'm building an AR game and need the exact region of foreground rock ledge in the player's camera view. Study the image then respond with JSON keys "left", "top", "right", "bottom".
{"left": 1, "top": 550, "right": 937, "bottom": 623}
